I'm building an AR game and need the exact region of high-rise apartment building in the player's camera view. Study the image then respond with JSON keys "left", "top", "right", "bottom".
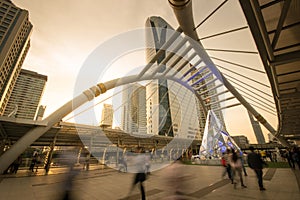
{"left": 4, "top": 69, "right": 47, "bottom": 120}
{"left": 0, "top": 0, "right": 33, "bottom": 115}
{"left": 145, "top": 16, "right": 202, "bottom": 139}
{"left": 100, "top": 103, "right": 114, "bottom": 128}
{"left": 121, "top": 83, "right": 147, "bottom": 135}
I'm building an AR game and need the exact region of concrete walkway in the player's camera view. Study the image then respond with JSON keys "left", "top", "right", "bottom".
{"left": 0, "top": 164, "right": 299, "bottom": 200}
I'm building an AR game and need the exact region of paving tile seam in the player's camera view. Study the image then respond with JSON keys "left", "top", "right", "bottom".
{"left": 0, "top": 168, "right": 115, "bottom": 180}
{"left": 263, "top": 168, "right": 276, "bottom": 181}
{"left": 188, "top": 179, "right": 230, "bottom": 198}
{"left": 32, "top": 174, "right": 111, "bottom": 187}
{"left": 118, "top": 189, "right": 163, "bottom": 200}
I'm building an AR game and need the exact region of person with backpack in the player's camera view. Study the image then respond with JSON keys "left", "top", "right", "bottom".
{"left": 247, "top": 146, "right": 267, "bottom": 191}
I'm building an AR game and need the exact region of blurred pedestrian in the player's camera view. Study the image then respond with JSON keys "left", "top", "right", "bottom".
{"left": 221, "top": 153, "right": 227, "bottom": 178}
{"left": 247, "top": 146, "right": 266, "bottom": 191}
{"left": 260, "top": 150, "right": 267, "bottom": 161}
{"left": 230, "top": 150, "right": 247, "bottom": 189}
{"left": 292, "top": 147, "right": 300, "bottom": 170}
{"left": 240, "top": 151, "right": 248, "bottom": 176}
{"left": 272, "top": 152, "right": 277, "bottom": 162}
{"left": 223, "top": 149, "right": 233, "bottom": 183}
{"left": 59, "top": 149, "right": 81, "bottom": 200}
{"left": 118, "top": 154, "right": 127, "bottom": 173}
{"left": 285, "top": 149, "right": 295, "bottom": 169}
{"left": 11, "top": 155, "right": 22, "bottom": 174}
{"left": 145, "top": 152, "right": 151, "bottom": 175}
{"left": 83, "top": 154, "right": 90, "bottom": 171}
{"left": 163, "top": 156, "right": 191, "bottom": 199}
{"left": 126, "top": 147, "right": 147, "bottom": 200}
{"left": 29, "top": 153, "right": 38, "bottom": 172}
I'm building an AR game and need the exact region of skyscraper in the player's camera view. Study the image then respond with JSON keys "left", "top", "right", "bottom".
{"left": 4, "top": 69, "right": 47, "bottom": 120}
{"left": 145, "top": 16, "right": 174, "bottom": 137}
{"left": 248, "top": 110, "right": 266, "bottom": 144}
{"left": 0, "top": 0, "right": 33, "bottom": 115}
{"left": 145, "top": 16, "right": 201, "bottom": 139}
{"left": 100, "top": 103, "right": 114, "bottom": 128}
{"left": 121, "top": 83, "right": 147, "bottom": 135}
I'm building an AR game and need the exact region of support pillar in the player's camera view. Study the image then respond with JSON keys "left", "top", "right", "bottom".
{"left": 45, "top": 129, "right": 59, "bottom": 174}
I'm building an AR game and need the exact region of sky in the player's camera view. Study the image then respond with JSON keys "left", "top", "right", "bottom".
{"left": 12, "top": 0, "right": 277, "bottom": 144}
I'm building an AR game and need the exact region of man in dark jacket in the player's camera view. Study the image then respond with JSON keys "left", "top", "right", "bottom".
{"left": 247, "top": 146, "right": 266, "bottom": 190}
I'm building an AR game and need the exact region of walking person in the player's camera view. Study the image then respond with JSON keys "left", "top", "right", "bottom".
{"left": 221, "top": 153, "right": 227, "bottom": 178}
{"left": 29, "top": 153, "right": 38, "bottom": 172}
{"left": 59, "top": 149, "right": 81, "bottom": 200}
{"left": 118, "top": 154, "right": 127, "bottom": 173}
{"left": 292, "top": 147, "right": 300, "bottom": 170}
{"left": 126, "top": 147, "right": 147, "bottom": 200}
{"left": 11, "top": 155, "right": 22, "bottom": 174}
{"left": 163, "top": 156, "right": 191, "bottom": 199}
{"left": 230, "top": 150, "right": 247, "bottom": 189}
{"left": 223, "top": 149, "right": 233, "bottom": 183}
{"left": 247, "top": 146, "right": 266, "bottom": 191}
{"left": 83, "top": 154, "right": 90, "bottom": 171}
{"left": 145, "top": 152, "right": 151, "bottom": 175}
{"left": 240, "top": 151, "right": 248, "bottom": 176}
{"left": 286, "top": 149, "right": 295, "bottom": 169}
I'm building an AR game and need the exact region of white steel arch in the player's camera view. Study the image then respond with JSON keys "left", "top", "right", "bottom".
{"left": 0, "top": 74, "right": 206, "bottom": 173}
{"left": 0, "top": 0, "right": 292, "bottom": 173}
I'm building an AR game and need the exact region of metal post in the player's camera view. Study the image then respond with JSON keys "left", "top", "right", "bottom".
{"left": 45, "top": 128, "right": 59, "bottom": 174}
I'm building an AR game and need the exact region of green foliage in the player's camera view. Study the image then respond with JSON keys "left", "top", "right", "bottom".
{"left": 265, "top": 162, "right": 290, "bottom": 168}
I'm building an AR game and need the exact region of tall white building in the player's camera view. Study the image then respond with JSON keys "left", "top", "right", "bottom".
{"left": 145, "top": 16, "right": 202, "bottom": 139}
{"left": 4, "top": 69, "right": 47, "bottom": 120}
{"left": 100, "top": 103, "right": 113, "bottom": 128}
{"left": 0, "top": 0, "right": 33, "bottom": 115}
{"left": 121, "top": 83, "right": 147, "bottom": 135}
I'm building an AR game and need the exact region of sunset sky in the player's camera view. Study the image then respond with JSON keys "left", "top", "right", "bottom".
{"left": 12, "top": 0, "right": 277, "bottom": 143}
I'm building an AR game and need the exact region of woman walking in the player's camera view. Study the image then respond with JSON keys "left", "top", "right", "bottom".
{"left": 230, "top": 150, "right": 247, "bottom": 189}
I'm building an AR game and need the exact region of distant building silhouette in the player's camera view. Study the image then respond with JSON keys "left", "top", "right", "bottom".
{"left": 35, "top": 105, "right": 46, "bottom": 120}
{"left": 0, "top": 0, "right": 33, "bottom": 115}
{"left": 100, "top": 103, "right": 113, "bottom": 128}
{"left": 4, "top": 69, "right": 47, "bottom": 120}
{"left": 248, "top": 110, "right": 266, "bottom": 144}
{"left": 232, "top": 135, "right": 249, "bottom": 147}
{"left": 121, "top": 83, "right": 147, "bottom": 134}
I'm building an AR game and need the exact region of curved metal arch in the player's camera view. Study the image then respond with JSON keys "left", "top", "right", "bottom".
{"left": 0, "top": 74, "right": 207, "bottom": 173}
{"left": 168, "top": 0, "right": 290, "bottom": 147}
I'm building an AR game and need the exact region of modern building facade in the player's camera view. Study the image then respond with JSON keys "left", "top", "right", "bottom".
{"left": 121, "top": 83, "right": 147, "bottom": 135}
{"left": 145, "top": 16, "right": 174, "bottom": 137}
{"left": 4, "top": 69, "right": 47, "bottom": 120}
{"left": 0, "top": 0, "right": 33, "bottom": 115}
{"left": 145, "top": 16, "right": 202, "bottom": 139}
{"left": 100, "top": 103, "right": 114, "bottom": 128}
